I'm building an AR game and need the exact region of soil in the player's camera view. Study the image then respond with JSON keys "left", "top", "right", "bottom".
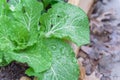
{"left": 0, "top": 62, "right": 30, "bottom": 80}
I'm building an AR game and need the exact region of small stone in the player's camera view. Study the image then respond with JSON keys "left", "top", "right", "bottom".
{"left": 20, "top": 76, "right": 31, "bottom": 80}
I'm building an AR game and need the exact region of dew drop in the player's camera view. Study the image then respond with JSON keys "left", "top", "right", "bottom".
{"left": 51, "top": 45, "right": 56, "bottom": 50}
{"left": 72, "top": 59, "right": 77, "bottom": 63}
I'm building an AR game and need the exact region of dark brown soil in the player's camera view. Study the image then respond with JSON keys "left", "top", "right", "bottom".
{"left": 0, "top": 62, "right": 29, "bottom": 80}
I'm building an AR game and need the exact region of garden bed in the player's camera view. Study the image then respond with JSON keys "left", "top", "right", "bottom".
{"left": 0, "top": 0, "right": 120, "bottom": 80}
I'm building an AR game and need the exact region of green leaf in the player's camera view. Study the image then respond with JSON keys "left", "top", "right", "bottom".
{"left": 40, "top": 3, "right": 90, "bottom": 46}
{"left": 0, "top": 51, "right": 3, "bottom": 63}
{"left": 0, "top": 16, "right": 15, "bottom": 51}
{"left": 0, "top": 0, "right": 12, "bottom": 16}
{"left": 8, "top": 0, "right": 20, "bottom": 7}
{"left": 5, "top": 41, "right": 52, "bottom": 73}
{"left": 11, "top": 0, "right": 43, "bottom": 29}
{"left": 41, "top": 39, "right": 79, "bottom": 80}
{"left": 0, "top": 16, "right": 29, "bottom": 51}
{"left": 0, "top": 51, "right": 10, "bottom": 66}
{"left": 25, "top": 68, "right": 44, "bottom": 80}
{"left": 27, "top": 38, "right": 79, "bottom": 80}
{"left": 0, "top": 0, "right": 5, "bottom": 15}
{"left": 0, "top": 16, "right": 15, "bottom": 66}
{"left": 8, "top": 0, "right": 43, "bottom": 47}
{"left": 10, "top": 23, "right": 29, "bottom": 48}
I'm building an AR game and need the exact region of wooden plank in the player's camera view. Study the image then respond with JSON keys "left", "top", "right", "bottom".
{"left": 68, "top": 0, "right": 94, "bottom": 14}
{"left": 68, "top": 0, "right": 80, "bottom": 7}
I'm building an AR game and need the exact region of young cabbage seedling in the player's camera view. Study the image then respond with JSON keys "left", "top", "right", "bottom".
{"left": 0, "top": 0, "right": 89, "bottom": 80}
